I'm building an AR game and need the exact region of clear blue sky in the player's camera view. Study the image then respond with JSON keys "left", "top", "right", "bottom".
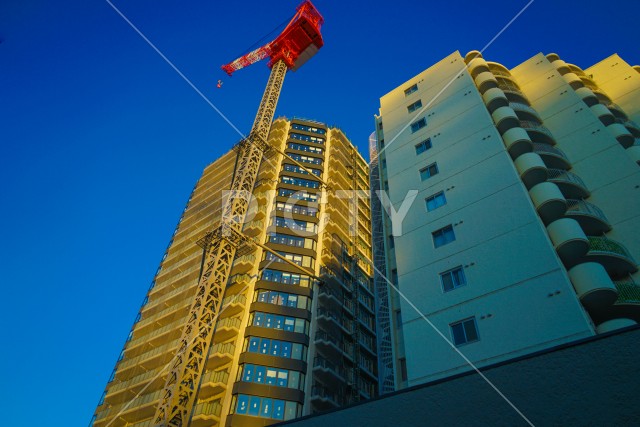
{"left": 1, "top": 0, "right": 638, "bottom": 425}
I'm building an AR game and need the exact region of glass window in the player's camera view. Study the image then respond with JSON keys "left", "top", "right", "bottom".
{"left": 426, "top": 191, "right": 446, "bottom": 211}
{"left": 260, "top": 397, "right": 273, "bottom": 418}
{"left": 265, "top": 368, "right": 278, "bottom": 385}
{"left": 248, "top": 396, "right": 261, "bottom": 416}
{"left": 260, "top": 338, "right": 270, "bottom": 354}
{"left": 411, "top": 117, "right": 427, "bottom": 133}
{"left": 440, "top": 266, "right": 466, "bottom": 292}
{"left": 254, "top": 365, "right": 266, "bottom": 383}
{"left": 451, "top": 317, "right": 479, "bottom": 345}
{"left": 404, "top": 83, "right": 418, "bottom": 96}
{"left": 284, "top": 401, "right": 297, "bottom": 420}
{"left": 432, "top": 225, "right": 456, "bottom": 248}
{"left": 273, "top": 400, "right": 285, "bottom": 420}
{"left": 284, "top": 318, "right": 295, "bottom": 332}
{"left": 407, "top": 99, "right": 422, "bottom": 113}
{"left": 236, "top": 395, "right": 249, "bottom": 414}
{"left": 270, "top": 340, "right": 281, "bottom": 356}
{"left": 281, "top": 341, "right": 292, "bottom": 358}
{"left": 248, "top": 337, "right": 260, "bottom": 353}
{"left": 288, "top": 371, "right": 300, "bottom": 389}
{"left": 420, "top": 162, "right": 439, "bottom": 181}
{"left": 242, "top": 364, "right": 254, "bottom": 382}
{"left": 292, "top": 343, "right": 304, "bottom": 360}
{"left": 415, "top": 138, "right": 432, "bottom": 154}
{"left": 277, "top": 370, "right": 288, "bottom": 387}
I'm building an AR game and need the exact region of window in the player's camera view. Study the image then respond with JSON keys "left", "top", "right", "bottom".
{"left": 256, "top": 290, "right": 311, "bottom": 310}
{"left": 381, "top": 158, "right": 386, "bottom": 169}
{"left": 251, "top": 312, "right": 309, "bottom": 334}
{"left": 239, "top": 363, "right": 305, "bottom": 390}
{"left": 426, "top": 191, "right": 446, "bottom": 211}
{"left": 440, "top": 266, "right": 466, "bottom": 292}
{"left": 388, "top": 235, "right": 394, "bottom": 249}
{"left": 404, "top": 83, "right": 418, "bottom": 96}
{"left": 261, "top": 269, "right": 312, "bottom": 287}
{"left": 291, "top": 123, "right": 326, "bottom": 134}
{"left": 246, "top": 337, "right": 307, "bottom": 361}
{"left": 391, "top": 269, "right": 398, "bottom": 286}
{"left": 287, "top": 142, "right": 323, "bottom": 154}
{"left": 275, "top": 202, "right": 318, "bottom": 218}
{"left": 420, "top": 162, "right": 439, "bottom": 181}
{"left": 289, "top": 132, "right": 325, "bottom": 144}
{"left": 407, "top": 99, "right": 422, "bottom": 113}
{"left": 281, "top": 176, "right": 320, "bottom": 189}
{"left": 232, "top": 394, "right": 301, "bottom": 420}
{"left": 432, "top": 225, "right": 455, "bottom": 248}
{"left": 450, "top": 317, "right": 479, "bottom": 346}
{"left": 411, "top": 118, "right": 427, "bottom": 133}
{"left": 282, "top": 163, "right": 322, "bottom": 176}
{"left": 379, "top": 138, "right": 385, "bottom": 149}
{"left": 288, "top": 153, "right": 322, "bottom": 165}
{"left": 415, "top": 138, "right": 432, "bottom": 155}
{"left": 395, "top": 309, "right": 402, "bottom": 326}
{"left": 399, "top": 358, "right": 408, "bottom": 381}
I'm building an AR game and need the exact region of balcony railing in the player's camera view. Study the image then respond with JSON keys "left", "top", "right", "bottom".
{"left": 613, "top": 280, "right": 640, "bottom": 304}
{"left": 201, "top": 369, "right": 229, "bottom": 385}
{"left": 587, "top": 236, "right": 634, "bottom": 260}
{"left": 314, "top": 356, "right": 346, "bottom": 378}
{"left": 547, "top": 169, "right": 589, "bottom": 197}
{"left": 566, "top": 200, "right": 609, "bottom": 224}
{"left": 510, "top": 102, "right": 540, "bottom": 120}
{"left": 311, "top": 385, "right": 343, "bottom": 406}
{"left": 519, "top": 120, "right": 554, "bottom": 140}
{"left": 192, "top": 399, "right": 223, "bottom": 417}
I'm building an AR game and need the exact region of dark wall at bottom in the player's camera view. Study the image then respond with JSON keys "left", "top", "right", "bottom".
{"left": 276, "top": 326, "right": 640, "bottom": 427}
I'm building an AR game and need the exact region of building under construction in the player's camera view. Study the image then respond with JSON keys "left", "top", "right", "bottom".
{"left": 91, "top": 115, "right": 378, "bottom": 426}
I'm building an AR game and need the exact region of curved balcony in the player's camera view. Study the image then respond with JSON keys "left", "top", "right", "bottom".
{"left": 242, "top": 219, "right": 264, "bottom": 237}
{"left": 515, "top": 152, "right": 547, "bottom": 189}
{"left": 579, "top": 76, "right": 598, "bottom": 91}
{"left": 475, "top": 71, "right": 499, "bottom": 93}
{"left": 627, "top": 143, "right": 640, "bottom": 165}
{"left": 565, "top": 199, "right": 611, "bottom": 234}
{"left": 596, "top": 318, "right": 637, "bottom": 334}
{"left": 502, "top": 127, "right": 532, "bottom": 159}
{"left": 568, "top": 262, "right": 618, "bottom": 312}
{"left": 561, "top": 72, "right": 584, "bottom": 89}
{"left": 585, "top": 236, "right": 638, "bottom": 278}
{"left": 607, "top": 123, "right": 635, "bottom": 148}
{"left": 519, "top": 120, "right": 556, "bottom": 145}
{"left": 510, "top": 102, "right": 541, "bottom": 122}
{"left": 567, "top": 64, "right": 586, "bottom": 77}
{"left": 491, "top": 106, "right": 520, "bottom": 134}
{"left": 634, "top": 65, "right": 640, "bottom": 73}
{"left": 590, "top": 103, "right": 615, "bottom": 126}
{"left": 545, "top": 53, "right": 561, "bottom": 63}
{"left": 622, "top": 119, "right": 640, "bottom": 138}
{"left": 612, "top": 280, "right": 640, "bottom": 321}
{"left": 606, "top": 103, "right": 628, "bottom": 120}
{"left": 550, "top": 58, "right": 570, "bottom": 75}
{"left": 482, "top": 87, "right": 509, "bottom": 113}
{"left": 574, "top": 87, "right": 599, "bottom": 107}
{"left": 547, "top": 169, "right": 590, "bottom": 199}
{"left": 464, "top": 50, "right": 483, "bottom": 63}
{"left": 532, "top": 143, "right": 571, "bottom": 170}
{"left": 467, "top": 57, "right": 490, "bottom": 78}
{"left": 487, "top": 62, "right": 512, "bottom": 78}
{"left": 547, "top": 218, "right": 589, "bottom": 267}
{"left": 593, "top": 89, "right": 612, "bottom": 105}
{"left": 529, "top": 182, "right": 567, "bottom": 224}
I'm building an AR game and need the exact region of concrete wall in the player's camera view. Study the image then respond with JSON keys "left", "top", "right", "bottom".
{"left": 276, "top": 326, "right": 640, "bottom": 427}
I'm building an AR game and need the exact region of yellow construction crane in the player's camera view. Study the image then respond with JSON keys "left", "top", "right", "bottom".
{"left": 153, "top": 2, "right": 325, "bottom": 425}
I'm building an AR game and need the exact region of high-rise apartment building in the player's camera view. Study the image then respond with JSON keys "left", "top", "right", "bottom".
{"left": 92, "top": 117, "right": 377, "bottom": 426}
{"left": 373, "top": 51, "right": 639, "bottom": 389}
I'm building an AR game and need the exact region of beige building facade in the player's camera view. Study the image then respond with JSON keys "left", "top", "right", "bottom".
{"left": 373, "top": 51, "right": 639, "bottom": 388}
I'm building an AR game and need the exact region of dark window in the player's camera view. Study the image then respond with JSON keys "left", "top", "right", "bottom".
{"left": 420, "top": 163, "right": 439, "bottom": 181}
{"left": 411, "top": 118, "right": 427, "bottom": 133}
{"left": 399, "top": 358, "right": 408, "bottom": 381}
{"left": 432, "top": 225, "right": 455, "bottom": 248}
{"left": 426, "top": 191, "right": 446, "bottom": 211}
{"left": 388, "top": 235, "right": 394, "bottom": 249}
{"left": 391, "top": 269, "right": 398, "bottom": 286}
{"left": 450, "top": 317, "right": 479, "bottom": 346}
{"left": 440, "top": 266, "right": 466, "bottom": 292}
{"left": 404, "top": 84, "right": 418, "bottom": 96}
{"left": 407, "top": 99, "right": 423, "bottom": 113}
{"left": 415, "top": 138, "right": 432, "bottom": 154}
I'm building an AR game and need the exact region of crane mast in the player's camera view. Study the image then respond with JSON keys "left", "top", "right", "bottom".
{"left": 154, "top": 2, "right": 323, "bottom": 426}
